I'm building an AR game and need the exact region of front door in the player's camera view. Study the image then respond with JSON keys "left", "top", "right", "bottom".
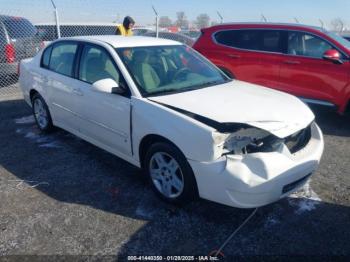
{"left": 74, "top": 43, "right": 132, "bottom": 156}
{"left": 279, "top": 31, "right": 350, "bottom": 105}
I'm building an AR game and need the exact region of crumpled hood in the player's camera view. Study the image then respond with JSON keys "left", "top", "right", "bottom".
{"left": 149, "top": 80, "right": 315, "bottom": 138}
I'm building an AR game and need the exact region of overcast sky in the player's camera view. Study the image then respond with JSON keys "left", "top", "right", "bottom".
{"left": 1, "top": 0, "right": 349, "bottom": 29}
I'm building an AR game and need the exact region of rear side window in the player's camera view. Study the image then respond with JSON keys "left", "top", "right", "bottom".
{"left": 214, "top": 29, "right": 282, "bottom": 53}
{"left": 41, "top": 46, "right": 53, "bottom": 68}
{"left": 49, "top": 42, "right": 78, "bottom": 77}
{"left": 3, "top": 18, "right": 37, "bottom": 39}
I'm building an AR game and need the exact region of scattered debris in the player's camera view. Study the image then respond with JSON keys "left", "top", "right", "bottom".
{"left": 7, "top": 179, "right": 50, "bottom": 189}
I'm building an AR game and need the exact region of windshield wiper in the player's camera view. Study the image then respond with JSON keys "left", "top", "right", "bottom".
{"left": 147, "top": 88, "right": 186, "bottom": 97}
{"left": 147, "top": 79, "right": 231, "bottom": 97}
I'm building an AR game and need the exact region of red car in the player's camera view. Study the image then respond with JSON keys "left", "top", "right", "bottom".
{"left": 193, "top": 23, "right": 350, "bottom": 114}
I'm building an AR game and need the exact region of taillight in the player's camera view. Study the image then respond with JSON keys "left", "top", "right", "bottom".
{"left": 5, "top": 43, "right": 15, "bottom": 63}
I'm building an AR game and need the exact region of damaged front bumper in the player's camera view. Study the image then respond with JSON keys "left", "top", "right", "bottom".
{"left": 189, "top": 122, "right": 324, "bottom": 208}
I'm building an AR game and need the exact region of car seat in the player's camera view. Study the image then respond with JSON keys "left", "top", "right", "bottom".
{"left": 84, "top": 57, "right": 114, "bottom": 84}
{"left": 129, "top": 50, "right": 160, "bottom": 92}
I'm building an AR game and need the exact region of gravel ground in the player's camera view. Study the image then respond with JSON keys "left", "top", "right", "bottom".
{"left": 0, "top": 84, "right": 349, "bottom": 261}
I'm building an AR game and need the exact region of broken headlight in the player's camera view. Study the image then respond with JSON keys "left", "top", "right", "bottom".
{"left": 223, "top": 128, "right": 283, "bottom": 155}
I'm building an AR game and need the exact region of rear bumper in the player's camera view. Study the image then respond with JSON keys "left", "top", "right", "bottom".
{"left": 189, "top": 122, "right": 324, "bottom": 208}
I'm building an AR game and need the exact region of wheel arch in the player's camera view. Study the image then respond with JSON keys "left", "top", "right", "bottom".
{"left": 138, "top": 134, "right": 182, "bottom": 169}
{"left": 138, "top": 133, "right": 200, "bottom": 199}
{"left": 29, "top": 89, "right": 39, "bottom": 102}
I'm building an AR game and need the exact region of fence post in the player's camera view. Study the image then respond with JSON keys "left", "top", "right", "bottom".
{"left": 152, "top": 6, "right": 159, "bottom": 38}
{"left": 50, "top": 0, "right": 61, "bottom": 38}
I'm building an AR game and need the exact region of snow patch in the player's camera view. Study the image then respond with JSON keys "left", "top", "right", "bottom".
{"left": 288, "top": 180, "right": 321, "bottom": 214}
{"left": 264, "top": 215, "right": 280, "bottom": 228}
{"left": 25, "top": 132, "right": 40, "bottom": 139}
{"left": 15, "top": 115, "right": 35, "bottom": 124}
{"left": 39, "top": 141, "right": 62, "bottom": 148}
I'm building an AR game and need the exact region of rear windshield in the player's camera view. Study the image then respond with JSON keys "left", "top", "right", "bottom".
{"left": 3, "top": 18, "right": 37, "bottom": 39}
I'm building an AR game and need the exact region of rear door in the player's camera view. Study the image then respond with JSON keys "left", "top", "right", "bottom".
{"left": 212, "top": 29, "right": 284, "bottom": 87}
{"left": 279, "top": 30, "right": 350, "bottom": 104}
{"left": 45, "top": 41, "right": 80, "bottom": 131}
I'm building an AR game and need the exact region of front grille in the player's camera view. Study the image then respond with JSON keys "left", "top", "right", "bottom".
{"left": 284, "top": 125, "right": 311, "bottom": 154}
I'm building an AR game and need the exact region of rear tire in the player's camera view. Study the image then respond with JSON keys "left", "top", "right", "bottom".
{"left": 32, "top": 93, "right": 54, "bottom": 133}
{"left": 144, "top": 142, "right": 198, "bottom": 205}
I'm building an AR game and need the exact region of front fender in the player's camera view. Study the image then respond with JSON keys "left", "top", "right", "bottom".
{"left": 132, "top": 97, "right": 219, "bottom": 163}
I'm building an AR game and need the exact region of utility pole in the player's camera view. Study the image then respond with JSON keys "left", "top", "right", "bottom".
{"left": 217, "top": 11, "right": 223, "bottom": 24}
{"left": 50, "top": 0, "right": 61, "bottom": 38}
{"left": 152, "top": 6, "right": 159, "bottom": 38}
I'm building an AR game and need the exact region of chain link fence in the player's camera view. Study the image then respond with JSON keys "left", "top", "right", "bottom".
{"left": 0, "top": 0, "right": 199, "bottom": 89}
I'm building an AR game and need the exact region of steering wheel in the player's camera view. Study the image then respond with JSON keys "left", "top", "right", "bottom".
{"left": 173, "top": 67, "right": 191, "bottom": 82}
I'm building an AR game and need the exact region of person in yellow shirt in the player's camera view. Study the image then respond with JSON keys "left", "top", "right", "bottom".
{"left": 116, "top": 16, "right": 135, "bottom": 36}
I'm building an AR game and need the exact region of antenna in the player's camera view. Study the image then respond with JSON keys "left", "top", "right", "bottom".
{"left": 217, "top": 11, "right": 223, "bottom": 24}
{"left": 152, "top": 5, "right": 159, "bottom": 38}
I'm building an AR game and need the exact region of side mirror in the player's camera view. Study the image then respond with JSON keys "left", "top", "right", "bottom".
{"left": 323, "top": 49, "right": 343, "bottom": 64}
{"left": 91, "top": 78, "right": 125, "bottom": 95}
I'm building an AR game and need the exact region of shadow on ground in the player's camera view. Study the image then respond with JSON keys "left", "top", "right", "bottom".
{"left": 0, "top": 99, "right": 349, "bottom": 258}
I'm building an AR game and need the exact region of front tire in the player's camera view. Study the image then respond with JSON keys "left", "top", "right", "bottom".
{"left": 144, "top": 142, "right": 198, "bottom": 205}
{"left": 32, "top": 93, "right": 54, "bottom": 133}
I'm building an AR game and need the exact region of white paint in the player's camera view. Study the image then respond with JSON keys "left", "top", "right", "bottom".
{"left": 15, "top": 115, "right": 35, "bottom": 124}
{"left": 71, "top": 35, "right": 181, "bottom": 48}
{"left": 18, "top": 37, "right": 325, "bottom": 208}
{"left": 149, "top": 80, "right": 315, "bottom": 138}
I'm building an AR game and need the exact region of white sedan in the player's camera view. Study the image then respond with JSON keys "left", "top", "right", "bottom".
{"left": 19, "top": 36, "right": 324, "bottom": 208}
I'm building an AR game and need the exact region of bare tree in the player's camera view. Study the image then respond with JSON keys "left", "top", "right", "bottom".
{"left": 175, "top": 11, "right": 189, "bottom": 29}
{"left": 159, "top": 16, "right": 172, "bottom": 28}
{"left": 331, "top": 18, "right": 345, "bottom": 32}
{"left": 195, "top": 13, "right": 210, "bottom": 29}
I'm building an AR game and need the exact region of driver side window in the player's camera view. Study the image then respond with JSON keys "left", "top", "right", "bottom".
{"left": 79, "top": 45, "right": 120, "bottom": 84}
{"left": 288, "top": 31, "right": 333, "bottom": 59}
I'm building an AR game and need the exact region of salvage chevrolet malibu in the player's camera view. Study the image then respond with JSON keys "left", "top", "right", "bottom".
{"left": 19, "top": 36, "right": 324, "bottom": 208}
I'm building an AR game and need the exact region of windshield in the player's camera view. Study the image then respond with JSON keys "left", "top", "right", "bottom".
{"left": 325, "top": 31, "right": 350, "bottom": 50}
{"left": 116, "top": 45, "right": 231, "bottom": 97}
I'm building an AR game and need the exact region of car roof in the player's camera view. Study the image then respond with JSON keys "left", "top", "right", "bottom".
{"left": 0, "top": 15, "right": 27, "bottom": 22}
{"left": 205, "top": 22, "right": 326, "bottom": 33}
{"left": 66, "top": 35, "right": 182, "bottom": 48}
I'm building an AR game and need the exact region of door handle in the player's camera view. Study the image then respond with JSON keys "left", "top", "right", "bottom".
{"left": 72, "top": 88, "right": 83, "bottom": 96}
{"left": 283, "top": 60, "right": 300, "bottom": 65}
{"left": 228, "top": 54, "right": 241, "bottom": 59}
